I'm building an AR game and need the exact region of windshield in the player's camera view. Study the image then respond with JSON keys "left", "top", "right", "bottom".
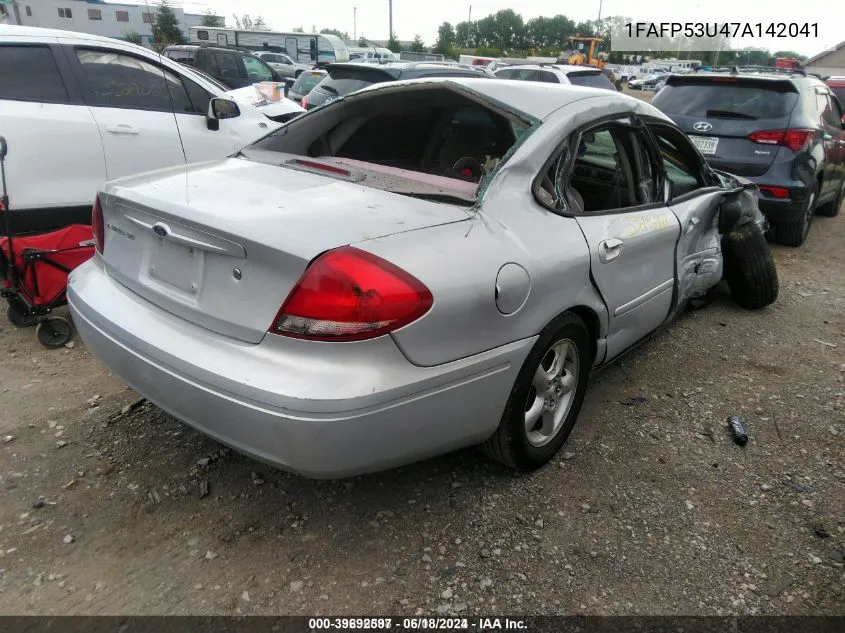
{"left": 831, "top": 87, "right": 845, "bottom": 106}
{"left": 653, "top": 80, "right": 799, "bottom": 119}
{"left": 317, "top": 76, "right": 376, "bottom": 97}
{"left": 567, "top": 72, "right": 616, "bottom": 90}
{"left": 293, "top": 72, "right": 327, "bottom": 94}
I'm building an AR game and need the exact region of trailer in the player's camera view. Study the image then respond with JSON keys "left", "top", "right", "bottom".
{"left": 189, "top": 27, "right": 350, "bottom": 65}
{"left": 604, "top": 63, "right": 644, "bottom": 82}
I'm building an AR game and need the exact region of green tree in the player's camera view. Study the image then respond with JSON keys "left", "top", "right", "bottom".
{"left": 411, "top": 34, "right": 425, "bottom": 52}
{"left": 455, "top": 21, "right": 475, "bottom": 48}
{"left": 253, "top": 16, "right": 270, "bottom": 31}
{"left": 358, "top": 36, "right": 368, "bottom": 46}
{"left": 153, "top": 1, "right": 183, "bottom": 45}
{"left": 124, "top": 30, "right": 143, "bottom": 45}
{"left": 434, "top": 22, "right": 455, "bottom": 55}
{"left": 293, "top": 26, "right": 304, "bottom": 33}
{"left": 386, "top": 35, "right": 401, "bottom": 53}
{"left": 200, "top": 9, "right": 222, "bottom": 27}
{"left": 321, "top": 28, "right": 350, "bottom": 40}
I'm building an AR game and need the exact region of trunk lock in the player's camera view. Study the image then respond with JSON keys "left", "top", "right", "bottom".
{"left": 233, "top": 268, "right": 242, "bottom": 280}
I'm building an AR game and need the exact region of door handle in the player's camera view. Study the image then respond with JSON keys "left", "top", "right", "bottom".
{"left": 598, "top": 238, "right": 623, "bottom": 263}
{"left": 105, "top": 124, "right": 139, "bottom": 135}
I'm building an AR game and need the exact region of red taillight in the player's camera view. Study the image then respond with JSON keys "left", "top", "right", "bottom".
{"left": 748, "top": 129, "right": 815, "bottom": 152}
{"left": 92, "top": 195, "right": 104, "bottom": 254}
{"left": 301, "top": 95, "right": 309, "bottom": 109}
{"left": 270, "top": 246, "right": 433, "bottom": 341}
{"left": 758, "top": 185, "right": 790, "bottom": 199}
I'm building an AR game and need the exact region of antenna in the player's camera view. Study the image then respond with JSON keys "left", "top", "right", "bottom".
{"left": 144, "top": 0, "right": 188, "bottom": 164}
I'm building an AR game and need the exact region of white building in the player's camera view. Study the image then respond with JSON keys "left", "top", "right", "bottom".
{"left": 0, "top": 0, "right": 216, "bottom": 44}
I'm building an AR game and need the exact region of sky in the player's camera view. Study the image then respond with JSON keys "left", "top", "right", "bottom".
{"left": 153, "top": 0, "right": 843, "bottom": 57}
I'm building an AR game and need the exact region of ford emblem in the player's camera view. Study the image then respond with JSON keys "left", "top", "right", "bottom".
{"left": 693, "top": 121, "right": 713, "bottom": 132}
{"left": 152, "top": 223, "right": 169, "bottom": 237}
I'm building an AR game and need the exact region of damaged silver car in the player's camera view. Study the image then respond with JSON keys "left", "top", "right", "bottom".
{"left": 68, "top": 78, "right": 778, "bottom": 478}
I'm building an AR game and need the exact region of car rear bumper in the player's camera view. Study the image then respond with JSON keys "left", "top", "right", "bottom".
{"left": 752, "top": 184, "right": 811, "bottom": 225}
{"left": 68, "top": 258, "right": 533, "bottom": 479}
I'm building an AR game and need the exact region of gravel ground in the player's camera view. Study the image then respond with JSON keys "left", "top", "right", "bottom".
{"left": 0, "top": 89, "right": 842, "bottom": 615}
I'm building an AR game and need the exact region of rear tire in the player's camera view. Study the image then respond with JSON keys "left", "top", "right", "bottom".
{"left": 722, "top": 222, "right": 779, "bottom": 310}
{"left": 36, "top": 317, "right": 73, "bottom": 349}
{"left": 771, "top": 184, "right": 816, "bottom": 247}
{"left": 817, "top": 180, "right": 844, "bottom": 217}
{"left": 480, "top": 312, "right": 592, "bottom": 471}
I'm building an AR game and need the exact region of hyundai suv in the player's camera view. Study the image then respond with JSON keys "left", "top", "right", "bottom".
{"left": 652, "top": 71, "right": 845, "bottom": 246}
{"left": 492, "top": 64, "right": 616, "bottom": 90}
{"left": 302, "top": 62, "right": 489, "bottom": 110}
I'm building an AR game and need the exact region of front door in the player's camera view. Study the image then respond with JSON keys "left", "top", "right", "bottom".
{"left": 217, "top": 33, "right": 228, "bottom": 47}
{"left": 647, "top": 122, "right": 726, "bottom": 307}
{"left": 566, "top": 123, "right": 680, "bottom": 360}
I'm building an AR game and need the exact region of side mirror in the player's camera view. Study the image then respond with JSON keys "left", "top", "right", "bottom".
{"left": 206, "top": 97, "right": 240, "bottom": 131}
{"left": 719, "top": 191, "right": 744, "bottom": 234}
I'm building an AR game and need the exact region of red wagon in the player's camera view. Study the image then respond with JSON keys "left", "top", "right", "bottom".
{"left": 0, "top": 136, "right": 95, "bottom": 348}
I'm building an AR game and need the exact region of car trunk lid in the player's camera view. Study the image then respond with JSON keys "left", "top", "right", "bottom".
{"left": 98, "top": 157, "right": 470, "bottom": 344}
{"left": 652, "top": 75, "right": 800, "bottom": 177}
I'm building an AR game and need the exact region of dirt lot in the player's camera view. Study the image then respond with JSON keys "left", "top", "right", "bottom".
{"left": 0, "top": 88, "right": 843, "bottom": 616}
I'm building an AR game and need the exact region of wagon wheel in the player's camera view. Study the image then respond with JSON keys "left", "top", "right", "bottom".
{"left": 35, "top": 317, "right": 74, "bottom": 349}
{"left": 7, "top": 303, "right": 37, "bottom": 328}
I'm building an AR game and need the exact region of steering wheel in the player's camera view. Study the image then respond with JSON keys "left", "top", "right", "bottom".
{"left": 452, "top": 157, "right": 484, "bottom": 181}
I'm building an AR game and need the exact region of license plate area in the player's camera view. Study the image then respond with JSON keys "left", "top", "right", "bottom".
{"left": 690, "top": 135, "right": 719, "bottom": 155}
{"left": 148, "top": 237, "right": 203, "bottom": 296}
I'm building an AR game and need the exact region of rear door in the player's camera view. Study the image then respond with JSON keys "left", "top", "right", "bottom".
{"left": 69, "top": 47, "right": 186, "bottom": 181}
{"left": 651, "top": 76, "right": 801, "bottom": 178}
{"left": 0, "top": 42, "right": 105, "bottom": 212}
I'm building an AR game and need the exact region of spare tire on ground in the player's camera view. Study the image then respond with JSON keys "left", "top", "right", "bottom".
{"left": 722, "top": 222, "right": 779, "bottom": 310}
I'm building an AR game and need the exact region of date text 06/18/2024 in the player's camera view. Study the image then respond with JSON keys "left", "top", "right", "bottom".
{"left": 307, "top": 618, "right": 528, "bottom": 630}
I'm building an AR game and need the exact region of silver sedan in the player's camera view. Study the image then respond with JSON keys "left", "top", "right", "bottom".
{"left": 68, "top": 78, "right": 778, "bottom": 478}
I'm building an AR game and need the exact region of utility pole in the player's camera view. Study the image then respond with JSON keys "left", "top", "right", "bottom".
{"left": 596, "top": 0, "right": 602, "bottom": 33}
{"left": 388, "top": 0, "right": 393, "bottom": 41}
{"left": 353, "top": 7, "right": 357, "bottom": 41}
{"left": 468, "top": 5, "right": 471, "bottom": 22}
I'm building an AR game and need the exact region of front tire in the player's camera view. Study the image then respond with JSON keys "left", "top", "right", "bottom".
{"left": 722, "top": 222, "right": 779, "bottom": 310}
{"left": 480, "top": 312, "right": 592, "bottom": 471}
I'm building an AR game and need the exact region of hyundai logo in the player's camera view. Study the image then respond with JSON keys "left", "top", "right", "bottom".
{"left": 152, "top": 223, "right": 169, "bottom": 237}
{"left": 693, "top": 121, "right": 713, "bottom": 132}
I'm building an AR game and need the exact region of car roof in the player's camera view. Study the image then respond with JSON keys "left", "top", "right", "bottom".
{"left": 666, "top": 71, "right": 820, "bottom": 86}
{"left": 496, "top": 64, "right": 603, "bottom": 74}
{"left": 353, "top": 76, "right": 662, "bottom": 121}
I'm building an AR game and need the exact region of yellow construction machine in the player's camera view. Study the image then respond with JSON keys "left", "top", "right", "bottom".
{"left": 565, "top": 35, "right": 606, "bottom": 69}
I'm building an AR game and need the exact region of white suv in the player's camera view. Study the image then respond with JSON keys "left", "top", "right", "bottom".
{"left": 0, "top": 25, "right": 303, "bottom": 233}
{"left": 493, "top": 64, "right": 617, "bottom": 90}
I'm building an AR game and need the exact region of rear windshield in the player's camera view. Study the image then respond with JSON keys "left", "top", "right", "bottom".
{"left": 567, "top": 71, "right": 615, "bottom": 90}
{"left": 317, "top": 66, "right": 396, "bottom": 97}
{"left": 165, "top": 50, "right": 194, "bottom": 63}
{"left": 292, "top": 72, "right": 326, "bottom": 93}
{"left": 653, "top": 79, "right": 799, "bottom": 119}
